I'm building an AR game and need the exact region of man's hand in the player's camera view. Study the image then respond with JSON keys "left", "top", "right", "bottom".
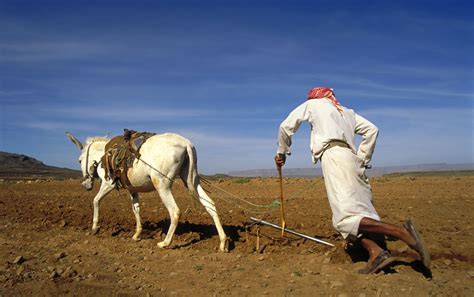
{"left": 274, "top": 153, "right": 286, "bottom": 168}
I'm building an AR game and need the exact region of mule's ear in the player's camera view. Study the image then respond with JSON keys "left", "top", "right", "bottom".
{"left": 66, "top": 132, "right": 83, "bottom": 150}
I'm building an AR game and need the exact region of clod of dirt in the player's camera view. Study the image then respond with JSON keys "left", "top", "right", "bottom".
{"left": 62, "top": 266, "right": 77, "bottom": 278}
{"left": 50, "top": 271, "right": 59, "bottom": 278}
{"left": 16, "top": 266, "right": 25, "bottom": 275}
{"left": 13, "top": 255, "right": 25, "bottom": 264}
{"left": 55, "top": 252, "right": 66, "bottom": 260}
{"left": 321, "top": 257, "right": 331, "bottom": 264}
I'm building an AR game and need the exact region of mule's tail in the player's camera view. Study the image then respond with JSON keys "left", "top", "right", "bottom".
{"left": 184, "top": 142, "right": 200, "bottom": 201}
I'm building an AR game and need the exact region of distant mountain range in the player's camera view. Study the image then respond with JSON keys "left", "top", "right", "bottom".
{"left": 1, "top": 151, "right": 472, "bottom": 180}
{"left": 0, "top": 151, "right": 81, "bottom": 180}
{"left": 229, "top": 163, "right": 474, "bottom": 177}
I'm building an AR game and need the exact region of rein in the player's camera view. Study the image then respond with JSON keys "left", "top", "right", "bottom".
{"left": 84, "top": 143, "right": 100, "bottom": 181}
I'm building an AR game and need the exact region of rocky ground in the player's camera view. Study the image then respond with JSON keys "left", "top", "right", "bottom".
{"left": 0, "top": 174, "right": 473, "bottom": 296}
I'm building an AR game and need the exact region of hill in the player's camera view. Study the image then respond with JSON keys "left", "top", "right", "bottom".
{"left": 0, "top": 151, "right": 81, "bottom": 180}
{"left": 228, "top": 163, "right": 474, "bottom": 177}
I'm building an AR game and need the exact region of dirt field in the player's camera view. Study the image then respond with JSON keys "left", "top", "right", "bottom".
{"left": 1, "top": 174, "right": 473, "bottom": 296}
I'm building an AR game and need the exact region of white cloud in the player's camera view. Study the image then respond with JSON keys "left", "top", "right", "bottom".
{"left": 0, "top": 90, "right": 34, "bottom": 96}
{"left": 359, "top": 107, "right": 474, "bottom": 166}
{"left": 22, "top": 120, "right": 104, "bottom": 132}
{"left": 348, "top": 79, "right": 473, "bottom": 98}
{"left": 178, "top": 130, "right": 274, "bottom": 150}
{"left": 281, "top": 72, "right": 474, "bottom": 101}
{"left": 161, "top": 129, "right": 278, "bottom": 174}
{"left": 0, "top": 41, "right": 108, "bottom": 62}
{"left": 359, "top": 107, "right": 473, "bottom": 126}
{"left": 371, "top": 65, "right": 474, "bottom": 80}
{"left": 43, "top": 106, "right": 210, "bottom": 121}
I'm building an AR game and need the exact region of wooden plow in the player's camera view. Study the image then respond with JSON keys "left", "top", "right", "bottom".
{"left": 249, "top": 217, "right": 335, "bottom": 247}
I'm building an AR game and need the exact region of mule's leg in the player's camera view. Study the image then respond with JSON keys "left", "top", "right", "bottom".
{"left": 92, "top": 182, "right": 115, "bottom": 235}
{"left": 152, "top": 177, "right": 180, "bottom": 248}
{"left": 130, "top": 193, "right": 142, "bottom": 241}
{"left": 196, "top": 183, "right": 228, "bottom": 252}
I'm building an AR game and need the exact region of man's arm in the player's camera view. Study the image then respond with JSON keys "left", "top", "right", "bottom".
{"left": 276, "top": 102, "right": 311, "bottom": 165}
{"left": 354, "top": 113, "right": 379, "bottom": 166}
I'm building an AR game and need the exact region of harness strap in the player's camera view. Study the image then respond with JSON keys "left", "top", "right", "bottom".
{"left": 84, "top": 143, "right": 93, "bottom": 179}
{"left": 101, "top": 130, "right": 156, "bottom": 193}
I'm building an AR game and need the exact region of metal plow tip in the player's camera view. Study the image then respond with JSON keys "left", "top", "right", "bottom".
{"left": 249, "top": 217, "right": 335, "bottom": 247}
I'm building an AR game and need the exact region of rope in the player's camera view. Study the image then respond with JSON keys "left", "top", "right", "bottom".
{"left": 284, "top": 177, "right": 324, "bottom": 202}
{"left": 202, "top": 188, "right": 279, "bottom": 215}
{"left": 200, "top": 177, "right": 280, "bottom": 209}
{"left": 135, "top": 156, "right": 322, "bottom": 216}
{"left": 136, "top": 157, "right": 280, "bottom": 215}
{"left": 198, "top": 176, "right": 324, "bottom": 215}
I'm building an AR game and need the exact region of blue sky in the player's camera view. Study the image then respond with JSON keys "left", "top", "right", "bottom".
{"left": 1, "top": 0, "right": 473, "bottom": 174}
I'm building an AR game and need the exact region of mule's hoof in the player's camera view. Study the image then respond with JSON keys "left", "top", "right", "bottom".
{"left": 220, "top": 238, "right": 230, "bottom": 253}
{"left": 91, "top": 227, "right": 100, "bottom": 235}
{"left": 132, "top": 236, "right": 141, "bottom": 242}
{"left": 157, "top": 241, "right": 169, "bottom": 248}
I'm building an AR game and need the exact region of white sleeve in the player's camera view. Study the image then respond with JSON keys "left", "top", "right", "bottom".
{"left": 277, "top": 102, "right": 311, "bottom": 155}
{"left": 354, "top": 113, "right": 379, "bottom": 165}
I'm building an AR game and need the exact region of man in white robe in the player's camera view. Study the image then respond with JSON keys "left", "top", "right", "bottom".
{"left": 275, "top": 87, "right": 430, "bottom": 273}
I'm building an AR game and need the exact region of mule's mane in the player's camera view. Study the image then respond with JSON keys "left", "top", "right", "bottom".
{"left": 85, "top": 136, "right": 110, "bottom": 146}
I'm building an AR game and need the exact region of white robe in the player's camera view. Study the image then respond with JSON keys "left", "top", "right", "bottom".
{"left": 277, "top": 99, "right": 380, "bottom": 238}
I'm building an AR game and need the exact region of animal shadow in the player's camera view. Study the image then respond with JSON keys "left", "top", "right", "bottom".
{"left": 141, "top": 220, "right": 244, "bottom": 251}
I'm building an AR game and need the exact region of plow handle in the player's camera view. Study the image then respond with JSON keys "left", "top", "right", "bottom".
{"left": 277, "top": 166, "right": 286, "bottom": 237}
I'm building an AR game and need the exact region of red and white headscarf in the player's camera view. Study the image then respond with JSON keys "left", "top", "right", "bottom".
{"left": 307, "top": 87, "right": 343, "bottom": 113}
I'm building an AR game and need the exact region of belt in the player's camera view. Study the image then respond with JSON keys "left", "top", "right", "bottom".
{"left": 325, "top": 140, "right": 350, "bottom": 150}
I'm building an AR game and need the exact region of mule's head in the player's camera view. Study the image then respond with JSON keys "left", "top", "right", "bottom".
{"left": 66, "top": 132, "right": 96, "bottom": 191}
